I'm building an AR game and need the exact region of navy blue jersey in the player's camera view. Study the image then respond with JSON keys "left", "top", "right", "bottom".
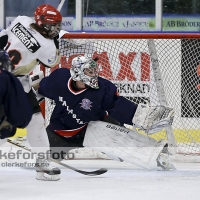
{"left": 0, "top": 70, "right": 32, "bottom": 128}
{"left": 39, "top": 68, "right": 137, "bottom": 137}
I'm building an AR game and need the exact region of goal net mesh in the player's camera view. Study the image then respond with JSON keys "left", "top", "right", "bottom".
{"left": 44, "top": 33, "right": 200, "bottom": 157}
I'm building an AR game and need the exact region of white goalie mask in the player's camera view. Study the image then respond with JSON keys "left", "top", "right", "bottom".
{"left": 70, "top": 56, "right": 99, "bottom": 89}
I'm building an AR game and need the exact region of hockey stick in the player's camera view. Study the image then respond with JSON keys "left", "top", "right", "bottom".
{"left": 57, "top": 0, "right": 65, "bottom": 11}
{"left": 7, "top": 139, "right": 107, "bottom": 176}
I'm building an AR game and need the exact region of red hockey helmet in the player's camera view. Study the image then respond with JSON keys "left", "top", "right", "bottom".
{"left": 34, "top": 4, "right": 62, "bottom": 38}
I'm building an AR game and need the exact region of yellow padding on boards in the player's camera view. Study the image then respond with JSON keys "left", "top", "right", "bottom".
{"left": 10, "top": 128, "right": 27, "bottom": 138}
{"left": 125, "top": 125, "right": 200, "bottom": 143}
{"left": 140, "top": 129, "right": 200, "bottom": 143}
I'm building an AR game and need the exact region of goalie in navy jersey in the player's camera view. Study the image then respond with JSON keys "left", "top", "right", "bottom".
{"left": 38, "top": 55, "right": 175, "bottom": 171}
{"left": 0, "top": 49, "right": 32, "bottom": 142}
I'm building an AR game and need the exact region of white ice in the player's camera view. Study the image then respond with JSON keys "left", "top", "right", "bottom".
{"left": 1, "top": 142, "right": 200, "bottom": 200}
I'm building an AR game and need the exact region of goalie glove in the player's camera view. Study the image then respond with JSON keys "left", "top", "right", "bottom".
{"left": 132, "top": 103, "right": 174, "bottom": 134}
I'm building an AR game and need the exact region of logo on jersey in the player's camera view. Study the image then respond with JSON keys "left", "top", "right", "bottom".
{"left": 59, "top": 96, "right": 87, "bottom": 125}
{"left": 80, "top": 99, "right": 92, "bottom": 110}
{"left": 48, "top": 57, "right": 56, "bottom": 64}
{"left": 11, "top": 22, "right": 41, "bottom": 53}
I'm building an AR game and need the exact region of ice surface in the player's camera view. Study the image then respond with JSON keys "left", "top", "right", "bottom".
{"left": 1, "top": 142, "right": 200, "bottom": 200}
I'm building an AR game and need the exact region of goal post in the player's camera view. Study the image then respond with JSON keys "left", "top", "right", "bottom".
{"left": 42, "top": 32, "right": 200, "bottom": 160}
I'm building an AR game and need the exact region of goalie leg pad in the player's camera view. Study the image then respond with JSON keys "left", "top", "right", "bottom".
{"left": 83, "top": 121, "right": 168, "bottom": 170}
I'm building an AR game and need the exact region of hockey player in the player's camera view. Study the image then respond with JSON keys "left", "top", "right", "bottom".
{"left": 0, "top": 4, "right": 61, "bottom": 180}
{"left": 0, "top": 49, "right": 32, "bottom": 143}
{"left": 38, "top": 55, "right": 175, "bottom": 172}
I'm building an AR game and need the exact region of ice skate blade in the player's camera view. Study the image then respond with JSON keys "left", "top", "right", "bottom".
{"left": 36, "top": 172, "right": 60, "bottom": 181}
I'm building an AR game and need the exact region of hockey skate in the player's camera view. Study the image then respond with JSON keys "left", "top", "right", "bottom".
{"left": 156, "top": 152, "right": 176, "bottom": 170}
{"left": 35, "top": 158, "right": 61, "bottom": 181}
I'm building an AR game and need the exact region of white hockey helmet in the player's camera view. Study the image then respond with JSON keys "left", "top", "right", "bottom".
{"left": 70, "top": 56, "right": 99, "bottom": 89}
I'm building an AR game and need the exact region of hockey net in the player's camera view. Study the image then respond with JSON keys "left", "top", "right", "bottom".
{"left": 43, "top": 33, "right": 200, "bottom": 161}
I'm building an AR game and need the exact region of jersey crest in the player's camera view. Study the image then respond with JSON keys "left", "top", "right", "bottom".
{"left": 80, "top": 99, "right": 92, "bottom": 110}
{"left": 48, "top": 56, "right": 57, "bottom": 64}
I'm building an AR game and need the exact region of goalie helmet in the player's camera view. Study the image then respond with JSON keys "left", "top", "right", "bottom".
{"left": 34, "top": 4, "right": 62, "bottom": 39}
{"left": 0, "top": 49, "right": 14, "bottom": 72}
{"left": 70, "top": 56, "right": 99, "bottom": 89}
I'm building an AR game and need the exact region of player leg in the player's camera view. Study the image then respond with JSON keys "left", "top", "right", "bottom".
{"left": 83, "top": 121, "right": 175, "bottom": 170}
{"left": 46, "top": 125, "right": 86, "bottom": 161}
{"left": 25, "top": 89, "right": 61, "bottom": 181}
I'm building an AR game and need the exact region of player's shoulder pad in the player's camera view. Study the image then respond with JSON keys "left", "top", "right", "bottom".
{"left": 0, "top": 69, "right": 11, "bottom": 78}
{"left": 0, "top": 70, "right": 24, "bottom": 93}
{"left": 52, "top": 67, "right": 70, "bottom": 74}
{"left": 13, "top": 15, "right": 33, "bottom": 23}
{"left": 49, "top": 67, "right": 70, "bottom": 79}
{"left": 98, "top": 76, "right": 116, "bottom": 89}
{"left": 0, "top": 69, "right": 19, "bottom": 83}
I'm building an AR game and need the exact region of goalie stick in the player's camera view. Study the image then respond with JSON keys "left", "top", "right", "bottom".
{"left": 7, "top": 138, "right": 107, "bottom": 176}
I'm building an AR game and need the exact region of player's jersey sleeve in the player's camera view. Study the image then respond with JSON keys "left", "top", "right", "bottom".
{"left": 38, "top": 69, "right": 63, "bottom": 99}
{"left": 39, "top": 68, "right": 71, "bottom": 98}
{"left": 0, "top": 70, "right": 32, "bottom": 128}
{"left": 100, "top": 79, "right": 137, "bottom": 125}
{"left": 38, "top": 44, "right": 60, "bottom": 68}
{"left": 38, "top": 76, "right": 54, "bottom": 99}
